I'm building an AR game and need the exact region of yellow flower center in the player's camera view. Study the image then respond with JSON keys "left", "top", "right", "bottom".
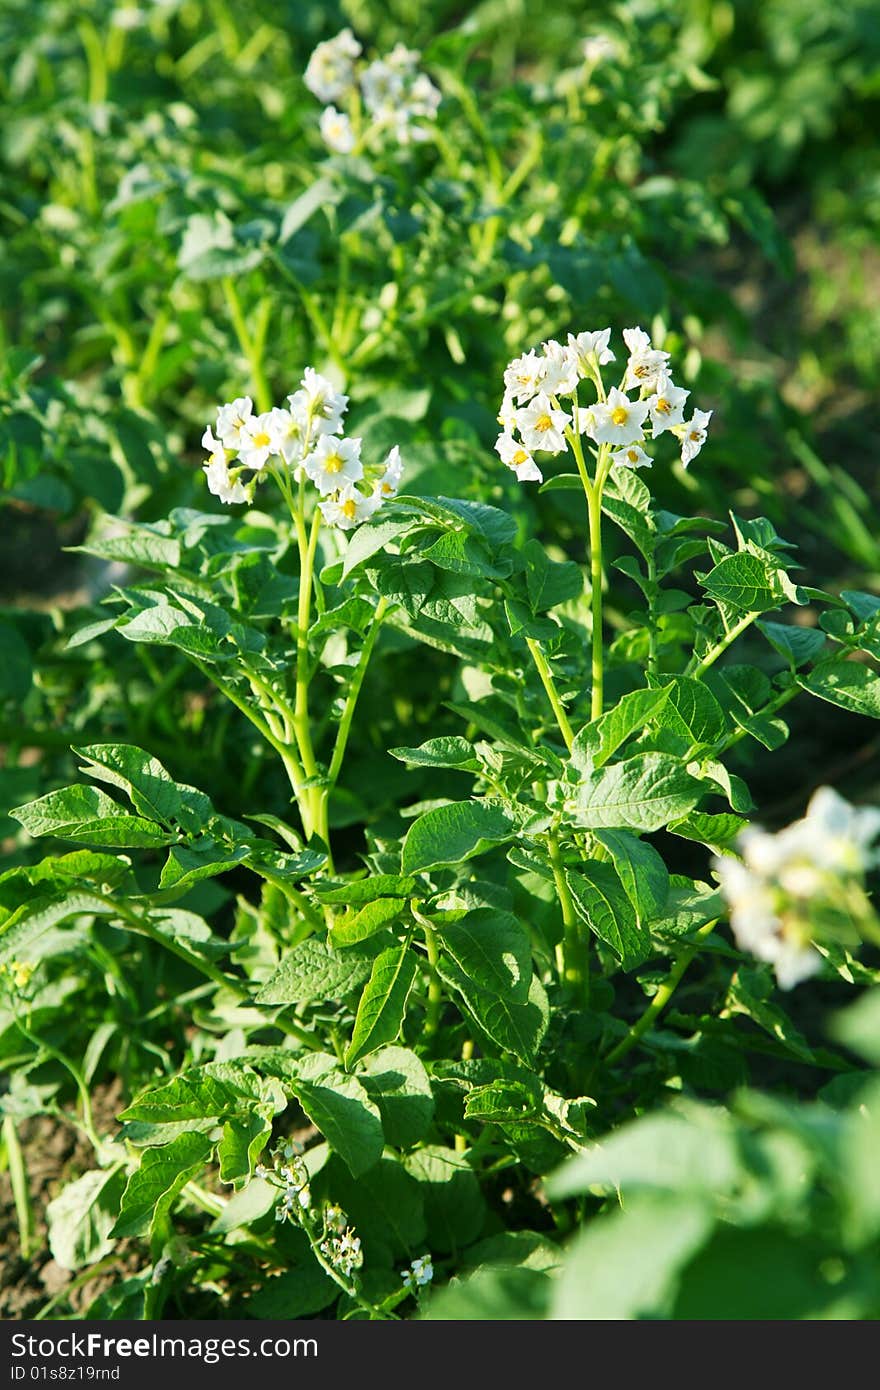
{"left": 253, "top": 431, "right": 271, "bottom": 448}
{"left": 324, "top": 453, "right": 344, "bottom": 473}
{"left": 513, "top": 449, "right": 529, "bottom": 465}
{"left": 634, "top": 363, "right": 650, "bottom": 378}
{"left": 689, "top": 430, "right": 702, "bottom": 441}
{"left": 655, "top": 397, "right": 670, "bottom": 414}
{"left": 342, "top": 498, "right": 358, "bottom": 519}
{"left": 536, "top": 414, "right": 553, "bottom": 432}
{"left": 382, "top": 482, "right": 394, "bottom": 494}
{"left": 611, "top": 406, "right": 629, "bottom": 426}
{"left": 627, "top": 449, "right": 640, "bottom": 463}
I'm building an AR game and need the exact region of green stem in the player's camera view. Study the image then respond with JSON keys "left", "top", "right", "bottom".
{"left": 689, "top": 612, "right": 758, "bottom": 679}
{"left": 604, "top": 920, "right": 718, "bottom": 1064}
{"left": 12, "top": 1011, "right": 106, "bottom": 1160}
{"left": 587, "top": 483, "right": 605, "bottom": 721}
{"left": 327, "top": 598, "right": 389, "bottom": 787}
{"left": 2, "top": 1117, "right": 36, "bottom": 1259}
{"left": 548, "top": 833, "right": 587, "bottom": 1000}
{"left": 524, "top": 637, "right": 574, "bottom": 751}
{"left": 415, "top": 908, "right": 443, "bottom": 1039}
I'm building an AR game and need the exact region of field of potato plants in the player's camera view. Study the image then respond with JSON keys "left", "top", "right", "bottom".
{"left": 2, "top": 0, "right": 880, "bottom": 1327}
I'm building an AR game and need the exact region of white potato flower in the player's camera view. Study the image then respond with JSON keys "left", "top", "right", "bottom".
{"left": 647, "top": 372, "right": 690, "bottom": 436}
{"left": 495, "top": 432, "right": 543, "bottom": 482}
{"left": 215, "top": 396, "right": 253, "bottom": 449}
{"left": 361, "top": 58, "right": 405, "bottom": 114}
{"left": 515, "top": 392, "right": 571, "bottom": 454}
{"left": 377, "top": 444, "right": 404, "bottom": 498}
{"left": 304, "top": 434, "right": 363, "bottom": 495}
{"left": 290, "top": 367, "right": 349, "bottom": 436}
{"left": 541, "top": 339, "right": 580, "bottom": 397}
{"left": 402, "top": 1254, "right": 434, "bottom": 1288}
{"left": 678, "top": 408, "right": 713, "bottom": 467}
{"left": 407, "top": 72, "right": 442, "bottom": 119}
{"left": 585, "top": 386, "right": 649, "bottom": 447}
{"left": 202, "top": 428, "right": 247, "bottom": 504}
{"left": 622, "top": 326, "right": 671, "bottom": 392}
{"left": 497, "top": 392, "right": 519, "bottom": 433}
{"left": 611, "top": 442, "right": 652, "bottom": 470}
{"left": 238, "top": 412, "right": 281, "bottom": 470}
{"left": 567, "top": 328, "right": 615, "bottom": 373}
{"left": 503, "top": 350, "right": 546, "bottom": 404}
{"left": 319, "top": 484, "right": 381, "bottom": 531}
{"left": 320, "top": 105, "right": 356, "bottom": 153}
{"left": 582, "top": 34, "right": 620, "bottom": 65}
{"left": 304, "top": 29, "right": 361, "bottom": 103}
{"left": 264, "top": 404, "right": 308, "bottom": 467}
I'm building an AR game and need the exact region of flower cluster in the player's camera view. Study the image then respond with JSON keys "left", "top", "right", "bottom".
{"left": 255, "top": 1142, "right": 311, "bottom": 1220}
{"left": 319, "top": 1219, "right": 364, "bottom": 1280}
{"left": 305, "top": 29, "right": 441, "bottom": 153}
{"left": 0, "top": 959, "right": 35, "bottom": 994}
{"left": 202, "top": 368, "right": 404, "bottom": 530}
{"left": 401, "top": 1253, "right": 434, "bottom": 1290}
{"left": 495, "top": 327, "right": 711, "bottom": 484}
{"left": 715, "top": 787, "right": 880, "bottom": 989}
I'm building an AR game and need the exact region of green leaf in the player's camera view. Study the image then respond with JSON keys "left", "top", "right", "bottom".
{"left": 401, "top": 800, "right": 516, "bottom": 874}
{"left": 111, "top": 1133, "right": 212, "bottom": 1239}
{"left": 551, "top": 1196, "right": 712, "bottom": 1320}
{"left": 320, "top": 1155, "right": 425, "bottom": 1264}
{"left": 389, "top": 736, "right": 480, "bottom": 772}
{"left": 217, "top": 1113, "right": 272, "bottom": 1187}
{"left": 74, "top": 744, "right": 213, "bottom": 833}
{"left": 572, "top": 687, "right": 670, "bottom": 770}
{"left": 47, "top": 1169, "right": 126, "bottom": 1271}
{"left": 404, "top": 1145, "right": 486, "bottom": 1253}
{"left": 566, "top": 864, "right": 649, "bottom": 970}
{"left": 438, "top": 908, "right": 532, "bottom": 1003}
{"left": 120, "top": 1063, "right": 273, "bottom": 1141}
{"left": 289, "top": 1053, "right": 384, "bottom": 1177}
{"left": 522, "top": 539, "right": 583, "bottom": 612}
{"left": 246, "top": 1248, "right": 338, "bottom": 1318}
{"left": 330, "top": 897, "right": 407, "bottom": 947}
{"left": 314, "top": 874, "right": 419, "bottom": 905}
{"left": 593, "top": 830, "right": 669, "bottom": 925}
{"left": 424, "top": 1266, "right": 551, "bottom": 1320}
{"left": 157, "top": 843, "right": 252, "bottom": 896}
{"left": 702, "top": 552, "right": 800, "bottom": 613}
{"left": 255, "top": 939, "right": 377, "bottom": 1006}
{"left": 569, "top": 754, "right": 703, "bottom": 832}
{"left": 668, "top": 812, "right": 747, "bottom": 852}
{"left": 726, "top": 968, "right": 815, "bottom": 1062}
{"left": 76, "top": 527, "right": 180, "bottom": 571}
{"left": 437, "top": 959, "right": 548, "bottom": 1066}
{"left": 10, "top": 785, "right": 177, "bottom": 848}
{"left": 361, "top": 1047, "right": 435, "bottom": 1149}
{"left": 758, "top": 620, "right": 827, "bottom": 668}
{"left": 345, "top": 945, "right": 418, "bottom": 1066}
{"left": 657, "top": 676, "right": 726, "bottom": 747}
{"left": 548, "top": 1108, "right": 739, "bottom": 1199}
{"left": 800, "top": 662, "right": 880, "bottom": 720}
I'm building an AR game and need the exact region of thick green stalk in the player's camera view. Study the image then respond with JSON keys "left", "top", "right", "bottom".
{"left": 688, "top": 611, "right": 758, "bottom": 679}
{"left": 605, "top": 919, "right": 718, "bottom": 1064}
{"left": 222, "top": 278, "right": 272, "bottom": 413}
{"left": 548, "top": 832, "right": 587, "bottom": 1000}
{"left": 587, "top": 485, "right": 605, "bottom": 721}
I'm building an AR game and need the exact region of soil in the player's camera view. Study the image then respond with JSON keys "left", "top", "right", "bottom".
{"left": 0, "top": 1079, "right": 139, "bottom": 1319}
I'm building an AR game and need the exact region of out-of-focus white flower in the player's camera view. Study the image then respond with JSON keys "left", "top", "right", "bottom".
{"left": 585, "top": 386, "right": 649, "bottom": 447}
{"left": 361, "top": 58, "right": 405, "bottom": 114}
{"left": 320, "top": 105, "right": 356, "bottom": 153}
{"left": 495, "top": 432, "right": 543, "bottom": 482}
{"left": 515, "top": 392, "right": 571, "bottom": 454}
{"left": 304, "top": 28, "right": 361, "bottom": 103}
{"left": 202, "top": 427, "right": 248, "bottom": 504}
{"left": 715, "top": 786, "right": 880, "bottom": 989}
{"left": 582, "top": 34, "right": 620, "bottom": 65}
{"left": 611, "top": 442, "right": 652, "bottom": 470}
{"left": 386, "top": 42, "right": 420, "bottom": 73}
{"left": 647, "top": 372, "right": 690, "bottom": 436}
{"left": 503, "top": 350, "right": 546, "bottom": 404}
{"left": 238, "top": 412, "right": 280, "bottom": 471}
{"left": 541, "top": 339, "right": 580, "bottom": 397}
{"left": 215, "top": 396, "right": 253, "bottom": 449}
{"left": 677, "top": 408, "right": 713, "bottom": 467}
{"left": 567, "top": 328, "right": 615, "bottom": 373}
{"left": 622, "top": 326, "right": 671, "bottom": 393}
{"left": 304, "top": 435, "right": 363, "bottom": 495}
{"left": 407, "top": 72, "right": 442, "bottom": 119}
